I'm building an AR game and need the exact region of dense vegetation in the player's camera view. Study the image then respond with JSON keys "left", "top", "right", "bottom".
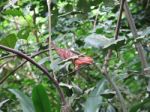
{"left": 0, "top": 0, "right": 150, "bottom": 112}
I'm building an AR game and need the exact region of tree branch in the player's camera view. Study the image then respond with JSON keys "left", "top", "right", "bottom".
{"left": 47, "top": 0, "right": 53, "bottom": 64}
{"left": 123, "top": 0, "right": 149, "bottom": 71}
{"left": 33, "top": 8, "right": 39, "bottom": 43}
{"left": 0, "top": 54, "right": 16, "bottom": 61}
{"left": 0, "top": 58, "right": 13, "bottom": 68}
{"left": 100, "top": 0, "right": 127, "bottom": 112}
{"left": 58, "top": 11, "right": 84, "bottom": 18}
{"left": 0, "top": 49, "right": 48, "bottom": 84}
{"left": 0, "top": 45, "right": 66, "bottom": 106}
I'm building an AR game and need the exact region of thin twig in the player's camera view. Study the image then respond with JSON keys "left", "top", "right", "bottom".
{"left": 13, "top": 17, "right": 19, "bottom": 30}
{"left": 58, "top": 11, "right": 84, "bottom": 18}
{"left": 47, "top": 0, "right": 53, "bottom": 64}
{"left": 146, "top": 0, "right": 150, "bottom": 9}
{"left": 100, "top": 0, "right": 127, "bottom": 112}
{"left": 0, "top": 58, "right": 13, "bottom": 68}
{"left": 0, "top": 49, "right": 48, "bottom": 84}
{"left": 101, "top": 49, "right": 112, "bottom": 74}
{"left": 114, "top": 0, "right": 125, "bottom": 40}
{"left": 46, "top": 0, "right": 67, "bottom": 110}
{"left": 33, "top": 9, "right": 39, "bottom": 43}
{"left": 123, "top": 0, "right": 149, "bottom": 70}
{"left": 0, "top": 54, "right": 16, "bottom": 61}
{"left": 93, "top": 5, "right": 101, "bottom": 29}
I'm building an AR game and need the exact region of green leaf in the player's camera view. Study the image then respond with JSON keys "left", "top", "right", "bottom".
{"left": 17, "top": 28, "right": 30, "bottom": 40}
{"left": 0, "top": 34, "right": 17, "bottom": 48}
{"left": 101, "top": 90, "right": 116, "bottom": 99}
{"left": 59, "top": 82, "right": 73, "bottom": 97}
{"left": 50, "top": 59, "right": 60, "bottom": 72}
{"left": 134, "top": 36, "right": 145, "bottom": 43}
{"left": 64, "top": 3, "right": 73, "bottom": 12}
{"left": 130, "top": 98, "right": 150, "bottom": 112}
{"left": 90, "top": 0, "right": 103, "bottom": 6}
{"left": 142, "top": 26, "right": 150, "bottom": 36}
{"left": 72, "top": 83, "right": 83, "bottom": 95}
{"left": 38, "top": 57, "right": 49, "bottom": 65}
{"left": 3, "top": 9, "right": 23, "bottom": 16}
{"left": 103, "top": 38, "right": 126, "bottom": 50}
{"left": 0, "top": 99, "right": 9, "bottom": 108}
{"left": 103, "top": 0, "right": 117, "bottom": 7}
{"left": 84, "top": 34, "right": 112, "bottom": 48}
{"left": 32, "top": 84, "right": 51, "bottom": 112}
{"left": 84, "top": 80, "right": 106, "bottom": 112}
{"left": 3, "top": 0, "right": 18, "bottom": 10}
{"left": 107, "top": 105, "right": 116, "bottom": 112}
{"left": 77, "top": 0, "right": 90, "bottom": 12}
{"left": 9, "top": 89, "right": 35, "bottom": 112}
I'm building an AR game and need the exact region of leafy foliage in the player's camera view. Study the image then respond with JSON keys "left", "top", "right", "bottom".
{"left": 0, "top": 0, "right": 150, "bottom": 112}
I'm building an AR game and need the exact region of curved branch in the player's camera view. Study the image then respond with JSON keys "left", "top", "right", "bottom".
{"left": 0, "top": 49, "right": 48, "bottom": 84}
{"left": 0, "top": 45, "right": 66, "bottom": 106}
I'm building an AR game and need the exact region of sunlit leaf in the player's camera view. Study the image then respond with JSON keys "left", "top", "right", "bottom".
{"left": 103, "top": 38, "right": 126, "bottom": 50}
{"left": 3, "top": 9, "right": 23, "bottom": 16}
{"left": 0, "top": 34, "right": 17, "bottom": 48}
{"left": 85, "top": 34, "right": 112, "bottom": 48}
{"left": 3, "top": 0, "right": 18, "bottom": 10}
